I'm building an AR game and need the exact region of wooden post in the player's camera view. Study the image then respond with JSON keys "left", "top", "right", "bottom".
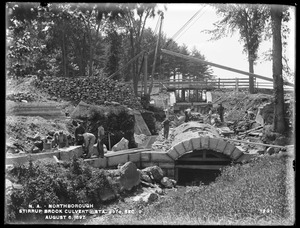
{"left": 108, "top": 133, "right": 111, "bottom": 151}
{"left": 235, "top": 78, "right": 239, "bottom": 93}
{"left": 181, "top": 89, "right": 185, "bottom": 102}
{"left": 144, "top": 52, "right": 148, "bottom": 95}
{"left": 218, "top": 78, "right": 220, "bottom": 89}
{"left": 149, "top": 13, "right": 164, "bottom": 95}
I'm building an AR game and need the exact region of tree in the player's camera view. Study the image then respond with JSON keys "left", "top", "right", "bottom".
{"left": 270, "top": 5, "right": 286, "bottom": 134}
{"left": 187, "top": 47, "right": 214, "bottom": 80}
{"left": 121, "top": 3, "right": 158, "bottom": 96}
{"left": 105, "top": 30, "right": 122, "bottom": 79}
{"left": 205, "top": 4, "right": 269, "bottom": 93}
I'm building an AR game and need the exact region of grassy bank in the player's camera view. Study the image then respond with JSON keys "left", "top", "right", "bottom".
{"left": 88, "top": 153, "right": 294, "bottom": 225}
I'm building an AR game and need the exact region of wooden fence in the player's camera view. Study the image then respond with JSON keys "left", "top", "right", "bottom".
{"left": 135, "top": 78, "right": 293, "bottom": 91}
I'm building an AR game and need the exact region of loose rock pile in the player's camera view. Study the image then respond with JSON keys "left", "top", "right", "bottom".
{"left": 101, "top": 162, "right": 176, "bottom": 204}
{"left": 6, "top": 92, "right": 38, "bottom": 102}
{"left": 34, "top": 76, "right": 142, "bottom": 109}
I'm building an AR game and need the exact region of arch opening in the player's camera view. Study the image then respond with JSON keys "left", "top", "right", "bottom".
{"left": 175, "top": 149, "right": 232, "bottom": 186}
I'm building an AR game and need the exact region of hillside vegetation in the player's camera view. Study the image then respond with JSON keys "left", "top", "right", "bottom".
{"left": 87, "top": 153, "right": 294, "bottom": 225}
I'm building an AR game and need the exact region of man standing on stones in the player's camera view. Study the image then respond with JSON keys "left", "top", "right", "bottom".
{"left": 78, "top": 132, "right": 96, "bottom": 159}
{"left": 161, "top": 116, "right": 170, "bottom": 140}
{"left": 217, "top": 103, "right": 225, "bottom": 123}
{"left": 97, "top": 124, "right": 105, "bottom": 158}
{"left": 207, "top": 107, "right": 213, "bottom": 124}
{"left": 75, "top": 121, "right": 85, "bottom": 145}
{"left": 54, "top": 131, "right": 69, "bottom": 148}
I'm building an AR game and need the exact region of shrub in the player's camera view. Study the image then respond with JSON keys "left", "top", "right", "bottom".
{"left": 6, "top": 157, "right": 114, "bottom": 223}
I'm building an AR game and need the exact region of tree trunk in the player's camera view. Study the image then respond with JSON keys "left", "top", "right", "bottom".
{"left": 61, "top": 30, "right": 68, "bottom": 77}
{"left": 129, "top": 30, "right": 138, "bottom": 96}
{"left": 248, "top": 54, "right": 255, "bottom": 94}
{"left": 271, "top": 6, "right": 286, "bottom": 134}
{"left": 88, "top": 33, "right": 93, "bottom": 76}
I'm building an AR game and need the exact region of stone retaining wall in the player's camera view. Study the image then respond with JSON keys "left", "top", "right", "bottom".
{"left": 8, "top": 103, "right": 66, "bottom": 119}
{"left": 7, "top": 137, "right": 254, "bottom": 180}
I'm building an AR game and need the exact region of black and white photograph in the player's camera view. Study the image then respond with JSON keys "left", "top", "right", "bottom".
{"left": 5, "top": 2, "right": 295, "bottom": 225}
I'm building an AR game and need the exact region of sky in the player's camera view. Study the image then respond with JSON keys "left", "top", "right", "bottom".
{"left": 145, "top": 3, "right": 296, "bottom": 83}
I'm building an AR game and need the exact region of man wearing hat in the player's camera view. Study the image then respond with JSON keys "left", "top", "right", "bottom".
{"left": 75, "top": 121, "right": 85, "bottom": 145}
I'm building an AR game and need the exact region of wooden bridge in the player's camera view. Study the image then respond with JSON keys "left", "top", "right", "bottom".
{"left": 134, "top": 77, "right": 293, "bottom": 92}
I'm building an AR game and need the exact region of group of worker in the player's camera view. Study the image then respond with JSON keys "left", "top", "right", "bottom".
{"left": 161, "top": 103, "right": 225, "bottom": 140}
{"left": 52, "top": 121, "right": 106, "bottom": 159}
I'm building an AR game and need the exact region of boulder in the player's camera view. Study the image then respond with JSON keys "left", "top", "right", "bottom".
{"left": 119, "top": 162, "right": 140, "bottom": 191}
{"left": 266, "top": 147, "right": 275, "bottom": 155}
{"left": 141, "top": 174, "right": 152, "bottom": 183}
{"left": 133, "top": 191, "right": 159, "bottom": 204}
{"left": 142, "top": 192, "right": 158, "bottom": 204}
{"left": 154, "top": 187, "right": 164, "bottom": 195}
{"left": 99, "top": 188, "right": 116, "bottom": 202}
{"left": 33, "top": 140, "right": 44, "bottom": 150}
{"left": 161, "top": 177, "right": 174, "bottom": 188}
{"left": 142, "top": 166, "right": 164, "bottom": 182}
{"left": 170, "top": 179, "right": 177, "bottom": 186}
{"left": 31, "top": 146, "right": 41, "bottom": 153}
{"left": 112, "top": 137, "right": 129, "bottom": 152}
{"left": 6, "top": 147, "right": 17, "bottom": 154}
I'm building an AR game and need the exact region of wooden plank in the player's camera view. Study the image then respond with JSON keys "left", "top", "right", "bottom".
{"left": 176, "top": 165, "right": 225, "bottom": 170}
{"left": 239, "top": 126, "right": 263, "bottom": 135}
{"left": 105, "top": 148, "right": 150, "bottom": 157}
{"left": 161, "top": 49, "right": 294, "bottom": 87}
{"left": 223, "top": 138, "right": 287, "bottom": 149}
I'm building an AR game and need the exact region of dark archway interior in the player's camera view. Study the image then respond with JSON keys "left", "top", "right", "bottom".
{"left": 177, "top": 168, "right": 221, "bottom": 186}
{"left": 175, "top": 149, "right": 232, "bottom": 186}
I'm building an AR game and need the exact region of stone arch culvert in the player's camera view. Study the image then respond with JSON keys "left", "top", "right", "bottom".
{"left": 165, "top": 136, "right": 253, "bottom": 185}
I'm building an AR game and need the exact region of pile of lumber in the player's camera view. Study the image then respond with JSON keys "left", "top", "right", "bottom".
{"left": 34, "top": 76, "right": 142, "bottom": 109}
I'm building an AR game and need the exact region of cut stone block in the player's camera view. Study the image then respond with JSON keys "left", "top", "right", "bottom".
{"left": 92, "top": 157, "right": 107, "bottom": 168}
{"left": 158, "top": 162, "right": 175, "bottom": 169}
{"left": 107, "top": 154, "right": 128, "bottom": 167}
{"left": 209, "top": 138, "right": 219, "bottom": 150}
{"left": 182, "top": 139, "right": 193, "bottom": 152}
{"left": 141, "top": 152, "right": 151, "bottom": 162}
{"left": 190, "top": 137, "right": 201, "bottom": 150}
{"left": 151, "top": 152, "right": 174, "bottom": 162}
{"left": 200, "top": 137, "right": 209, "bottom": 149}
{"left": 167, "top": 148, "right": 179, "bottom": 160}
{"left": 230, "top": 148, "right": 244, "bottom": 160}
{"left": 223, "top": 143, "right": 236, "bottom": 156}
{"left": 129, "top": 153, "right": 141, "bottom": 163}
{"left": 173, "top": 142, "right": 186, "bottom": 156}
{"left": 32, "top": 151, "right": 61, "bottom": 161}
{"left": 141, "top": 162, "right": 159, "bottom": 168}
{"left": 59, "top": 146, "right": 83, "bottom": 160}
{"left": 216, "top": 140, "right": 228, "bottom": 153}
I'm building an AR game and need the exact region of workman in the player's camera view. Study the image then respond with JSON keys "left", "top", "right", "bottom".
{"left": 75, "top": 121, "right": 85, "bottom": 145}
{"left": 53, "top": 131, "right": 69, "bottom": 148}
{"left": 184, "top": 110, "right": 190, "bottom": 122}
{"left": 97, "top": 124, "right": 105, "bottom": 158}
{"left": 78, "top": 133, "right": 96, "bottom": 159}
{"left": 207, "top": 107, "right": 213, "bottom": 124}
{"left": 217, "top": 103, "right": 225, "bottom": 123}
{"left": 161, "top": 116, "right": 170, "bottom": 139}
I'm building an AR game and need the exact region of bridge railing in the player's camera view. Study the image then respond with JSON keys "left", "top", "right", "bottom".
{"left": 134, "top": 78, "right": 293, "bottom": 91}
